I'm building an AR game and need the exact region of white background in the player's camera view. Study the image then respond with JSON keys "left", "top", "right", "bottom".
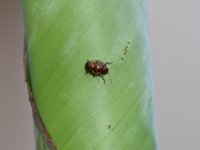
{"left": 148, "top": 0, "right": 200, "bottom": 149}
{"left": 0, "top": 0, "right": 200, "bottom": 149}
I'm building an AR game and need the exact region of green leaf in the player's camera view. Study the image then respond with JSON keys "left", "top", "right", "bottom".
{"left": 23, "top": 0, "right": 157, "bottom": 149}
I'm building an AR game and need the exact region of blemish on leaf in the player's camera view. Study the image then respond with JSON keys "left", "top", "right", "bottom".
{"left": 108, "top": 124, "right": 111, "bottom": 129}
{"left": 120, "top": 41, "right": 130, "bottom": 60}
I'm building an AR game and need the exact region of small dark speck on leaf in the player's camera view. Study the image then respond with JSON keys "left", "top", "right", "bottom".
{"left": 108, "top": 124, "right": 111, "bottom": 129}
{"left": 120, "top": 42, "right": 130, "bottom": 60}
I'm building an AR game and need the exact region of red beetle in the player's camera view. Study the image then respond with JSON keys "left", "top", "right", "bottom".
{"left": 85, "top": 60, "right": 111, "bottom": 84}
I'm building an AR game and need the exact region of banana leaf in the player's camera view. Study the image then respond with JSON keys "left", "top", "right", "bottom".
{"left": 23, "top": 0, "right": 158, "bottom": 149}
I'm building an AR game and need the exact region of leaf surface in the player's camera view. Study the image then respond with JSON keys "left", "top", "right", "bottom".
{"left": 23, "top": 0, "right": 157, "bottom": 149}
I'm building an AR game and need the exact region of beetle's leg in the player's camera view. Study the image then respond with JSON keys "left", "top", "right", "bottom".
{"left": 92, "top": 71, "right": 96, "bottom": 77}
{"left": 105, "top": 61, "right": 112, "bottom": 65}
{"left": 87, "top": 60, "right": 91, "bottom": 63}
{"left": 101, "top": 76, "right": 106, "bottom": 84}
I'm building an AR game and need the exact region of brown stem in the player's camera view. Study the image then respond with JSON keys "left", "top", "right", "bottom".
{"left": 23, "top": 38, "right": 57, "bottom": 150}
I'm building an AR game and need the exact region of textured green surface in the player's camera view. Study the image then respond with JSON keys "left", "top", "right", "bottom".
{"left": 23, "top": 0, "right": 157, "bottom": 149}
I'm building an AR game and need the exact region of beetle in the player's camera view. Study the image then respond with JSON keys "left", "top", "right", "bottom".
{"left": 85, "top": 60, "right": 111, "bottom": 84}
